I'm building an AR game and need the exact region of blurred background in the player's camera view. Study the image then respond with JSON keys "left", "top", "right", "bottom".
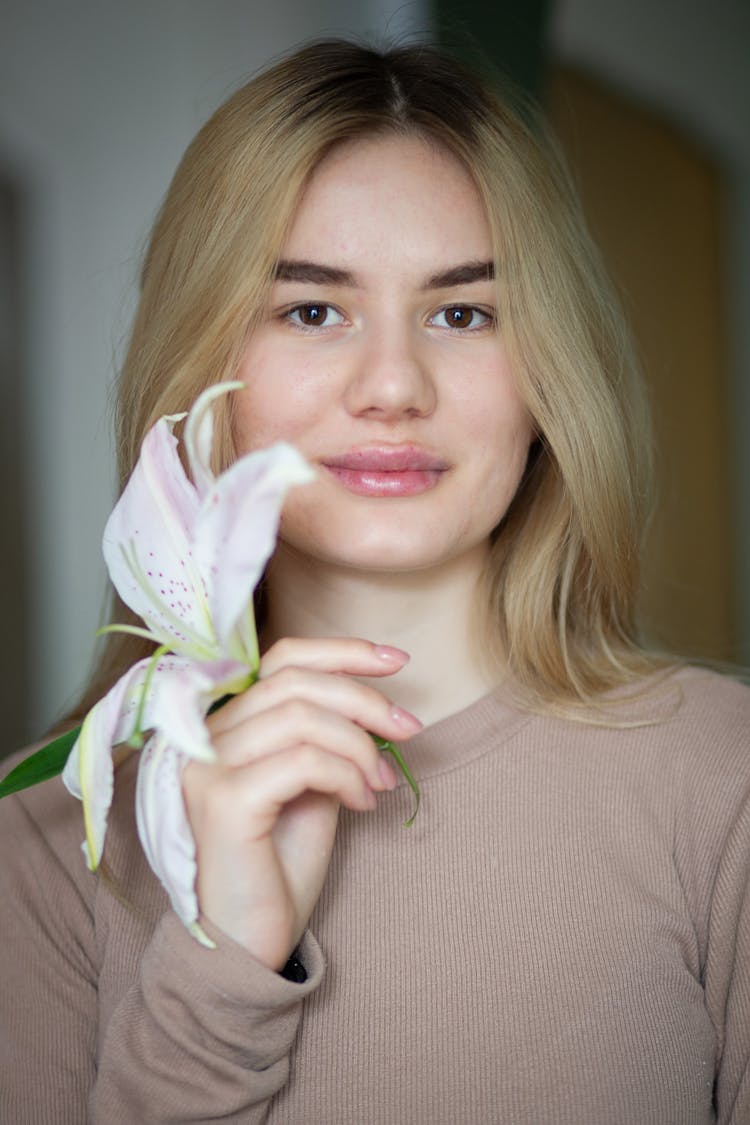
{"left": 1, "top": 0, "right": 749, "bottom": 749}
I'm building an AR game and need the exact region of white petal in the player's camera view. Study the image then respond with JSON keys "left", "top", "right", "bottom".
{"left": 102, "top": 416, "right": 215, "bottom": 656}
{"left": 147, "top": 658, "right": 249, "bottom": 762}
{"left": 61, "top": 653, "right": 213, "bottom": 869}
{"left": 135, "top": 735, "right": 215, "bottom": 947}
{"left": 195, "top": 442, "right": 314, "bottom": 653}
{"left": 62, "top": 659, "right": 152, "bottom": 869}
{"left": 184, "top": 382, "right": 244, "bottom": 499}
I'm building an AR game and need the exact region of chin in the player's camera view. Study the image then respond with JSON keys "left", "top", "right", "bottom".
{"left": 278, "top": 499, "right": 487, "bottom": 574}
{"left": 282, "top": 529, "right": 470, "bottom": 576}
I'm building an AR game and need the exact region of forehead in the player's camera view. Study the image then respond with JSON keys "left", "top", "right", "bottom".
{"left": 280, "top": 134, "right": 493, "bottom": 272}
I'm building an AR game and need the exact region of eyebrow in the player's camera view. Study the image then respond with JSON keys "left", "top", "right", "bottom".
{"left": 423, "top": 260, "right": 494, "bottom": 289}
{"left": 273, "top": 258, "right": 495, "bottom": 290}
{"left": 274, "top": 260, "right": 354, "bottom": 285}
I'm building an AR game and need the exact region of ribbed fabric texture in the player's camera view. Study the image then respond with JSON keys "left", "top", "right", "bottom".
{"left": 1, "top": 665, "right": 749, "bottom": 1124}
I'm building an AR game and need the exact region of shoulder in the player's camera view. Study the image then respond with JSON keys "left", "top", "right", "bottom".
{"left": 659, "top": 668, "right": 750, "bottom": 984}
{"left": 658, "top": 663, "right": 750, "bottom": 782}
{"left": 0, "top": 746, "right": 93, "bottom": 896}
{"left": 0, "top": 747, "right": 102, "bottom": 979}
{"left": 0, "top": 744, "right": 166, "bottom": 952}
{"left": 582, "top": 663, "right": 750, "bottom": 812}
{"left": 669, "top": 661, "right": 750, "bottom": 718}
{"left": 0, "top": 742, "right": 147, "bottom": 910}
{"left": 517, "top": 664, "right": 750, "bottom": 837}
{"left": 569, "top": 662, "right": 750, "bottom": 767}
{"left": 641, "top": 666, "right": 750, "bottom": 879}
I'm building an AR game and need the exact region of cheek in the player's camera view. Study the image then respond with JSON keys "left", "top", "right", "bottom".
{"left": 450, "top": 347, "right": 529, "bottom": 429}
{"left": 459, "top": 381, "right": 533, "bottom": 455}
{"left": 234, "top": 398, "right": 300, "bottom": 453}
{"left": 233, "top": 355, "right": 323, "bottom": 454}
{"left": 476, "top": 400, "right": 534, "bottom": 506}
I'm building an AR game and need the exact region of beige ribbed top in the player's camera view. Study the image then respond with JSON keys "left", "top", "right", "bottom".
{"left": 2, "top": 665, "right": 749, "bottom": 1124}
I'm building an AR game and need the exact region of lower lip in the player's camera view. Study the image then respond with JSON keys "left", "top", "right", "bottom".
{"left": 324, "top": 466, "right": 445, "bottom": 497}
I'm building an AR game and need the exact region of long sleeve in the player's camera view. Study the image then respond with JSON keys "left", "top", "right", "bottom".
{"left": 671, "top": 672, "right": 750, "bottom": 1125}
{"left": 0, "top": 764, "right": 323, "bottom": 1125}
{"left": 92, "top": 918, "right": 323, "bottom": 1123}
{"left": 0, "top": 783, "right": 98, "bottom": 1123}
{"left": 705, "top": 789, "right": 750, "bottom": 1123}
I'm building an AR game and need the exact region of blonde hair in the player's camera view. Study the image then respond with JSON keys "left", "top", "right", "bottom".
{"left": 72, "top": 38, "right": 658, "bottom": 722}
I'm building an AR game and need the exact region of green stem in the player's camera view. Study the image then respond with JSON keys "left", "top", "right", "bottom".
{"left": 372, "top": 735, "right": 420, "bottom": 827}
{"left": 126, "top": 644, "right": 170, "bottom": 748}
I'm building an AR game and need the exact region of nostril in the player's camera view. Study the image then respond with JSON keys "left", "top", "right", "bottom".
{"left": 344, "top": 355, "right": 436, "bottom": 420}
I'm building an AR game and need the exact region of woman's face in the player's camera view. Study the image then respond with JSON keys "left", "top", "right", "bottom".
{"left": 234, "top": 133, "right": 533, "bottom": 574}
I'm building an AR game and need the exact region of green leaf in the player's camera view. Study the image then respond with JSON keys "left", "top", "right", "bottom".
{"left": 372, "top": 735, "right": 421, "bottom": 827}
{"left": 0, "top": 727, "right": 81, "bottom": 799}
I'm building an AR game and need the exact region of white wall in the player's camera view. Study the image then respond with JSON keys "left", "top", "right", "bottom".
{"left": 0, "top": 0, "right": 429, "bottom": 735}
{"left": 550, "top": 0, "right": 750, "bottom": 660}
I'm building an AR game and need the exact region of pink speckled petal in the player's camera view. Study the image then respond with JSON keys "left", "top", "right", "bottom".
{"left": 147, "top": 658, "right": 250, "bottom": 762}
{"left": 102, "top": 415, "right": 214, "bottom": 657}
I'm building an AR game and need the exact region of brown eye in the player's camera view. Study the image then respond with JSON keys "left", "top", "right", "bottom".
{"left": 445, "top": 306, "right": 474, "bottom": 328}
{"left": 296, "top": 304, "right": 327, "bottom": 326}
{"left": 432, "top": 305, "right": 492, "bottom": 330}
{"left": 287, "top": 304, "right": 345, "bottom": 329}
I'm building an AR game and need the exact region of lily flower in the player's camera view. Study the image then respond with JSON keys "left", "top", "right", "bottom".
{"left": 61, "top": 381, "right": 314, "bottom": 945}
{"left": 100, "top": 381, "right": 311, "bottom": 668}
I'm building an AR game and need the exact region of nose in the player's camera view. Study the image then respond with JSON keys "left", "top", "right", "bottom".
{"left": 343, "top": 322, "right": 436, "bottom": 421}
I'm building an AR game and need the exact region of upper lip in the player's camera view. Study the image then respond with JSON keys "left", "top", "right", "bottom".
{"left": 321, "top": 446, "right": 450, "bottom": 472}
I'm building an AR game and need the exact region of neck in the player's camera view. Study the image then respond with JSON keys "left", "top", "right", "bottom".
{"left": 262, "top": 543, "right": 501, "bottom": 726}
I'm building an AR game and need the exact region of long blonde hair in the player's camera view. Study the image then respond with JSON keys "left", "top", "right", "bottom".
{"left": 71, "top": 38, "right": 657, "bottom": 722}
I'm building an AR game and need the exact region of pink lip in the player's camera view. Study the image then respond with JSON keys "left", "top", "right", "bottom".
{"left": 321, "top": 446, "right": 450, "bottom": 497}
{"left": 323, "top": 446, "right": 449, "bottom": 472}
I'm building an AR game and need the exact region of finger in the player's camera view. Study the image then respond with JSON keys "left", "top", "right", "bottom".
{"left": 187, "top": 744, "right": 378, "bottom": 840}
{"left": 208, "top": 664, "right": 422, "bottom": 744}
{"left": 209, "top": 698, "right": 398, "bottom": 791}
{"left": 259, "top": 637, "right": 410, "bottom": 679}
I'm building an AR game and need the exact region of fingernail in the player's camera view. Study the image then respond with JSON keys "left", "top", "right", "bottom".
{"left": 378, "top": 757, "right": 399, "bottom": 789}
{"left": 390, "top": 706, "right": 423, "bottom": 733}
{"left": 374, "top": 645, "right": 410, "bottom": 663}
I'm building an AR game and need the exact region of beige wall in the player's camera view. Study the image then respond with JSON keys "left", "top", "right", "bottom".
{"left": 547, "top": 66, "right": 734, "bottom": 661}
{"left": 550, "top": 0, "right": 750, "bottom": 662}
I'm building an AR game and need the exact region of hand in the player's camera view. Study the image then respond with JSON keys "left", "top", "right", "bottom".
{"left": 182, "top": 638, "right": 422, "bottom": 970}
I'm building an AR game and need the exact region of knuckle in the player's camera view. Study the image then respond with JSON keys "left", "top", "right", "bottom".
{"left": 270, "top": 665, "right": 304, "bottom": 693}
{"left": 291, "top": 743, "right": 322, "bottom": 773}
{"left": 262, "top": 636, "right": 297, "bottom": 669}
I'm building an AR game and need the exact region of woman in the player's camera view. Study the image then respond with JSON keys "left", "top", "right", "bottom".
{"left": 2, "top": 40, "right": 749, "bottom": 1124}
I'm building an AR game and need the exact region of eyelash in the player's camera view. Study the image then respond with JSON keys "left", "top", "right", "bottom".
{"left": 281, "top": 303, "right": 495, "bottom": 333}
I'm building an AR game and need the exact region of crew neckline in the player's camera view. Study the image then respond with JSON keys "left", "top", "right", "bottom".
{"left": 394, "top": 685, "right": 532, "bottom": 783}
